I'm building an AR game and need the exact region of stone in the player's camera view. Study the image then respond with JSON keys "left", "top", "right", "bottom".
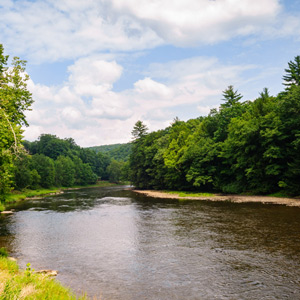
{"left": 35, "top": 270, "right": 58, "bottom": 276}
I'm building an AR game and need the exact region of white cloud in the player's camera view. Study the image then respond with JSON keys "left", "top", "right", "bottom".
{"left": 24, "top": 55, "right": 257, "bottom": 146}
{"left": 0, "top": 0, "right": 162, "bottom": 62}
{"left": 61, "top": 107, "right": 83, "bottom": 124}
{"left": 68, "top": 57, "right": 123, "bottom": 96}
{"left": 197, "top": 105, "right": 216, "bottom": 117}
{"left": 1, "top": 0, "right": 295, "bottom": 63}
{"left": 134, "top": 77, "right": 172, "bottom": 99}
{"left": 110, "top": 0, "right": 282, "bottom": 45}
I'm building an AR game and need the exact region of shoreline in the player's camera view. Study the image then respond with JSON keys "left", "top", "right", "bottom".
{"left": 0, "top": 256, "right": 86, "bottom": 299}
{"left": 133, "top": 190, "right": 300, "bottom": 207}
{"left": 1, "top": 181, "right": 124, "bottom": 213}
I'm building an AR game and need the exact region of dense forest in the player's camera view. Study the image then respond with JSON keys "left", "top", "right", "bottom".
{"left": 0, "top": 43, "right": 129, "bottom": 203}
{"left": 18, "top": 134, "right": 130, "bottom": 189}
{"left": 129, "top": 56, "right": 300, "bottom": 196}
{"left": 1, "top": 41, "right": 300, "bottom": 203}
{"left": 88, "top": 143, "right": 132, "bottom": 162}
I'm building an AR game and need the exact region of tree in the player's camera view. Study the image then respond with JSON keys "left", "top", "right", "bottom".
{"left": 55, "top": 156, "right": 75, "bottom": 187}
{"left": 277, "top": 85, "right": 300, "bottom": 195}
{"left": 131, "top": 120, "right": 148, "bottom": 140}
{"left": 107, "top": 160, "right": 125, "bottom": 183}
{"left": 220, "top": 85, "right": 242, "bottom": 108}
{"left": 31, "top": 154, "right": 55, "bottom": 188}
{"left": 72, "top": 156, "right": 97, "bottom": 185}
{"left": 14, "top": 154, "right": 33, "bottom": 190}
{"left": 283, "top": 55, "right": 300, "bottom": 88}
{"left": 0, "top": 44, "right": 33, "bottom": 197}
{"left": 213, "top": 86, "right": 247, "bottom": 142}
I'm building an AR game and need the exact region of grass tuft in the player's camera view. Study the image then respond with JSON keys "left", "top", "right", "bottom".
{"left": 267, "top": 191, "right": 290, "bottom": 198}
{"left": 0, "top": 256, "right": 88, "bottom": 299}
{"left": 0, "top": 248, "right": 8, "bottom": 258}
{"left": 165, "top": 191, "right": 215, "bottom": 198}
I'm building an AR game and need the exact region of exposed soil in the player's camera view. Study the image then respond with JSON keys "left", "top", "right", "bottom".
{"left": 133, "top": 190, "right": 300, "bottom": 207}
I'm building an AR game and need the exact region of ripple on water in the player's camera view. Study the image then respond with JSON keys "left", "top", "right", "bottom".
{"left": 1, "top": 187, "right": 300, "bottom": 300}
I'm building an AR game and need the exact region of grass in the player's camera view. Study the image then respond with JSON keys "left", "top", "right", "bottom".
{"left": 267, "top": 191, "right": 291, "bottom": 198}
{"left": 1, "top": 189, "right": 62, "bottom": 211}
{"left": 165, "top": 190, "right": 215, "bottom": 198}
{"left": 0, "top": 256, "right": 88, "bottom": 300}
{"left": 4, "top": 189, "right": 61, "bottom": 204}
{"left": 0, "top": 181, "right": 125, "bottom": 212}
{"left": 62, "top": 181, "right": 121, "bottom": 190}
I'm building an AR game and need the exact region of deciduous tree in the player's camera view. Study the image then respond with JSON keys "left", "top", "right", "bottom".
{"left": 0, "top": 44, "right": 33, "bottom": 197}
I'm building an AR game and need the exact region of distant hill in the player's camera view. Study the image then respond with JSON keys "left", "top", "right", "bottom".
{"left": 88, "top": 143, "right": 132, "bottom": 162}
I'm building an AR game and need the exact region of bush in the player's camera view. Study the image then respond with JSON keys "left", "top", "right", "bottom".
{"left": 0, "top": 247, "right": 8, "bottom": 257}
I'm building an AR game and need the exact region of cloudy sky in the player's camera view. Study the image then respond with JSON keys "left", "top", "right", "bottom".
{"left": 1, "top": 0, "right": 300, "bottom": 147}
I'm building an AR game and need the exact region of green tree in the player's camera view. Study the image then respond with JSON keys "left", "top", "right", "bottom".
{"left": 107, "top": 160, "right": 125, "bottom": 183}
{"left": 213, "top": 86, "right": 247, "bottom": 142}
{"left": 36, "top": 134, "right": 75, "bottom": 159}
{"left": 0, "top": 44, "right": 33, "bottom": 197}
{"left": 131, "top": 120, "right": 149, "bottom": 140}
{"left": 55, "top": 156, "right": 75, "bottom": 187}
{"left": 14, "top": 154, "right": 33, "bottom": 190}
{"left": 31, "top": 154, "right": 55, "bottom": 188}
{"left": 72, "top": 156, "right": 97, "bottom": 185}
{"left": 220, "top": 85, "right": 243, "bottom": 108}
{"left": 277, "top": 85, "right": 300, "bottom": 195}
{"left": 283, "top": 55, "right": 300, "bottom": 88}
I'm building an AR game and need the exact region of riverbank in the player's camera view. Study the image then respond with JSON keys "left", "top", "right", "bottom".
{"left": 133, "top": 190, "right": 300, "bottom": 207}
{"left": 0, "top": 255, "right": 87, "bottom": 299}
{"left": 0, "top": 181, "right": 122, "bottom": 212}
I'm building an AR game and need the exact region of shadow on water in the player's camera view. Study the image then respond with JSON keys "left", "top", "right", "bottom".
{"left": 1, "top": 186, "right": 300, "bottom": 300}
{"left": 7, "top": 186, "right": 132, "bottom": 213}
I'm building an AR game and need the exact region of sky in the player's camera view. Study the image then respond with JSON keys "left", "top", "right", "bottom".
{"left": 1, "top": 0, "right": 300, "bottom": 147}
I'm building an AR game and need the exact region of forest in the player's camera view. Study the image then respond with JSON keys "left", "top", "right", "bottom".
{"left": 1, "top": 41, "right": 300, "bottom": 204}
{"left": 0, "top": 42, "right": 129, "bottom": 203}
{"left": 129, "top": 56, "right": 300, "bottom": 196}
{"left": 88, "top": 143, "right": 132, "bottom": 162}
{"left": 17, "top": 135, "right": 130, "bottom": 190}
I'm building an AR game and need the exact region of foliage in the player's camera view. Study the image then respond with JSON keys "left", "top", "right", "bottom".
{"left": 131, "top": 120, "right": 149, "bottom": 140}
{"left": 0, "top": 256, "right": 87, "bottom": 300}
{"left": 0, "top": 44, "right": 33, "bottom": 198}
{"left": 128, "top": 57, "right": 300, "bottom": 196}
{"left": 30, "top": 154, "right": 55, "bottom": 188}
{"left": 88, "top": 143, "right": 132, "bottom": 162}
{"left": 107, "top": 160, "right": 126, "bottom": 183}
{"left": 283, "top": 55, "right": 300, "bottom": 88}
{"left": 2, "top": 45, "right": 300, "bottom": 199}
{"left": 166, "top": 191, "right": 215, "bottom": 197}
{"left": 0, "top": 247, "right": 8, "bottom": 257}
{"left": 4, "top": 188, "right": 60, "bottom": 205}
{"left": 0, "top": 44, "right": 124, "bottom": 203}
{"left": 55, "top": 156, "right": 75, "bottom": 187}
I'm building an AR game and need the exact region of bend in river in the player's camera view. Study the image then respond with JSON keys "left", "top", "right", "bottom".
{"left": 1, "top": 186, "right": 300, "bottom": 299}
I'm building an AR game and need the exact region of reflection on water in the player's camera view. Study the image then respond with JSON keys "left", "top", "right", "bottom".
{"left": 1, "top": 186, "right": 300, "bottom": 300}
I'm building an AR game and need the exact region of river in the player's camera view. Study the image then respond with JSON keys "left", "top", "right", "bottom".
{"left": 1, "top": 186, "right": 300, "bottom": 299}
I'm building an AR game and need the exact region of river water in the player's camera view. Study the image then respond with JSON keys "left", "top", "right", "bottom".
{"left": 1, "top": 186, "right": 300, "bottom": 299}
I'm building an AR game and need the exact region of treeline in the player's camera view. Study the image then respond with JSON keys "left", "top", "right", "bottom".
{"left": 14, "top": 134, "right": 130, "bottom": 190}
{"left": 1, "top": 41, "right": 300, "bottom": 199}
{"left": 129, "top": 56, "right": 300, "bottom": 196}
{"left": 0, "top": 44, "right": 131, "bottom": 201}
{"left": 0, "top": 44, "right": 34, "bottom": 198}
{"left": 88, "top": 143, "right": 132, "bottom": 162}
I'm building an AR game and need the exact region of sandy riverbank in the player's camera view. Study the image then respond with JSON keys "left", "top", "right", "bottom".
{"left": 133, "top": 190, "right": 300, "bottom": 207}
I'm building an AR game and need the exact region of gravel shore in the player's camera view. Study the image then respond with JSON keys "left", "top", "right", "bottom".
{"left": 133, "top": 190, "right": 300, "bottom": 207}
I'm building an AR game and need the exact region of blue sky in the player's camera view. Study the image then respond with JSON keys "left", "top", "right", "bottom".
{"left": 1, "top": 0, "right": 300, "bottom": 146}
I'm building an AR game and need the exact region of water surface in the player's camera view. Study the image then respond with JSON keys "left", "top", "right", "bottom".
{"left": 0, "top": 186, "right": 300, "bottom": 299}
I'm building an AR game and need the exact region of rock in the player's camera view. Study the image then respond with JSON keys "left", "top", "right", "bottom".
{"left": 8, "top": 257, "right": 17, "bottom": 262}
{"left": 1, "top": 211, "right": 14, "bottom": 215}
{"left": 35, "top": 269, "right": 58, "bottom": 276}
